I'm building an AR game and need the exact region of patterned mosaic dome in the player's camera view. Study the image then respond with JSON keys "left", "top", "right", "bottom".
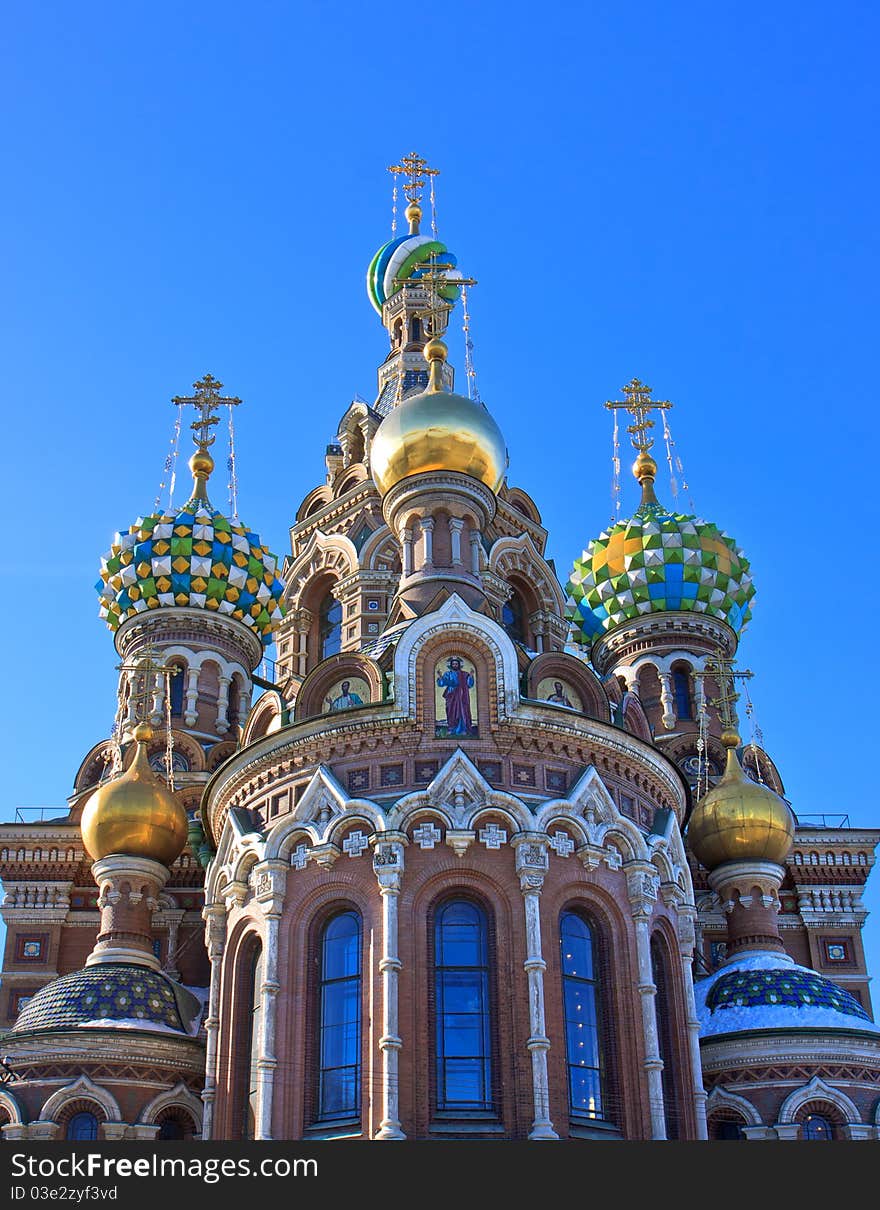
{"left": 566, "top": 496, "right": 755, "bottom": 646}
{"left": 97, "top": 493, "right": 285, "bottom": 645}
{"left": 366, "top": 233, "right": 461, "bottom": 314}
{"left": 694, "top": 952, "right": 880, "bottom": 1039}
{"left": 12, "top": 965, "right": 202, "bottom": 1036}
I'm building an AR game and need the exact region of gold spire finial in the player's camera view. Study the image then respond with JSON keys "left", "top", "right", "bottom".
{"left": 171, "top": 374, "right": 241, "bottom": 501}
{"left": 424, "top": 336, "right": 448, "bottom": 392}
{"left": 605, "top": 378, "right": 673, "bottom": 508}
{"left": 116, "top": 644, "right": 181, "bottom": 731}
{"left": 389, "top": 152, "right": 439, "bottom": 234}
{"left": 693, "top": 655, "right": 754, "bottom": 739}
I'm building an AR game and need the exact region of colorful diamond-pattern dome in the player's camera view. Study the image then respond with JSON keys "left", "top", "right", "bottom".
{"left": 97, "top": 498, "right": 285, "bottom": 645}
{"left": 12, "top": 965, "right": 201, "bottom": 1035}
{"left": 565, "top": 500, "right": 754, "bottom": 645}
{"left": 706, "top": 967, "right": 871, "bottom": 1021}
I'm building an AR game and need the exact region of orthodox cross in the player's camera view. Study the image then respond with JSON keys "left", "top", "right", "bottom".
{"left": 394, "top": 257, "right": 477, "bottom": 338}
{"left": 116, "top": 644, "right": 180, "bottom": 726}
{"left": 172, "top": 374, "right": 241, "bottom": 452}
{"left": 388, "top": 151, "right": 439, "bottom": 204}
{"left": 692, "top": 655, "right": 754, "bottom": 732}
{"left": 605, "top": 378, "right": 672, "bottom": 454}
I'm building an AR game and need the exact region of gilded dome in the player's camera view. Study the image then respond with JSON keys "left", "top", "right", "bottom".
{"left": 81, "top": 726, "right": 189, "bottom": 865}
{"left": 370, "top": 339, "right": 507, "bottom": 495}
{"left": 97, "top": 454, "right": 285, "bottom": 646}
{"left": 687, "top": 736, "right": 795, "bottom": 869}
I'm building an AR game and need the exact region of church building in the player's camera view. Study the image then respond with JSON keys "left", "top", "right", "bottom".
{"left": 1, "top": 155, "right": 878, "bottom": 1143}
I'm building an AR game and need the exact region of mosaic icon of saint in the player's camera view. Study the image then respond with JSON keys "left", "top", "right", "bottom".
{"left": 437, "top": 657, "right": 475, "bottom": 736}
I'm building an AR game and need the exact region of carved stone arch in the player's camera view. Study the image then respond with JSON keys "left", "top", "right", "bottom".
{"left": 39, "top": 1076, "right": 121, "bottom": 1124}
{"left": 206, "top": 739, "right": 238, "bottom": 773}
{"left": 488, "top": 532, "right": 566, "bottom": 617}
{"left": 242, "top": 690, "right": 284, "bottom": 744}
{"left": 503, "top": 486, "right": 542, "bottom": 525}
{"left": 334, "top": 463, "right": 370, "bottom": 498}
{"left": 144, "top": 729, "right": 206, "bottom": 773}
{"left": 526, "top": 651, "right": 610, "bottom": 720}
{"left": 138, "top": 1082, "right": 204, "bottom": 1130}
{"left": 296, "top": 485, "right": 333, "bottom": 523}
{"left": 73, "top": 738, "right": 116, "bottom": 792}
{"left": 469, "top": 805, "right": 525, "bottom": 837}
{"left": 778, "top": 1077, "right": 861, "bottom": 1126}
{"left": 620, "top": 692, "right": 653, "bottom": 742}
{"left": 360, "top": 525, "right": 401, "bottom": 572}
{"left": 269, "top": 822, "right": 322, "bottom": 863}
{"left": 0, "top": 1086, "right": 25, "bottom": 1126}
{"left": 601, "top": 823, "right": 642, "bottom": 864}
{"left": 232, "top": 847, "right": 261, "bottom": 889}
{"left": 294, "top": 653, "right": 385, "bottom": 722}
{"left": 393, "top": 593, "right": 520, "bottom": 723}
{"left": 705, "top": 1086, "right": 762, "bottom": 1127}
{"left": 328, "top": 812, "right": 383, "bottom": 850}
{"left": 540, "top": 813, "right": 590, "bottom": 848}
{"left": 284, "top": 531, "right": 359, "bottom": 610}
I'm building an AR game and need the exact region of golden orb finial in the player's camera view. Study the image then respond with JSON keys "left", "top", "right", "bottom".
{"left": 80, "top": 729, "right": 189, "bottom": 867}
{"left": 633, "top": 450, "right": 659, "bottom": 508}
{"left": 687, "top": 732, "right": 795, "bottom": 871}
{"left": 188, "top": 448, "right": 215, "bottom": 499}
{"left": 405, "top": 201, "right": 422, "bottom": 234}
{"left": 424, "top": 336, "right": 448, "bottom": 393}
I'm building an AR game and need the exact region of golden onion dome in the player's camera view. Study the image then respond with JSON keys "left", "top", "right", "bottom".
{"left": 687, "top": 731, "right": 795, "bottom": 870}
{"left": 370, "top": 338, "right": 508, "bottom": 496}
{"left": 81, "top": 725, "right": 189, "bottom": 866}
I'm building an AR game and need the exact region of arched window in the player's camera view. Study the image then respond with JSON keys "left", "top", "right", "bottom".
{"left": 66, "top": 1111, "right": 99, "bottom": 1140}
{"left": 241, "top": 944, "right": 263, "bottom": 1141}
{"left": 651, "top": 936, "right": 681, "bottom": 1139}
{"left": 802, "top": 1113, "right": 833, "bottom": 1140}
{"left": 169, "top": 663, "right": 186, "bottom": 717}
{"left": 316, "top": 910, "right": 362, "bottom": 1123}
{"left": 434, "top": 899, "right": 494, "bottom": 1113}
{"left": 560, "top": 911, "right": 606, "bottom": 1121}
{"left": 320, "top": 593, "right": 342, "bottom": 659}
{"left": 709, "top": 1114, "right": 746, "bottom": 1140}
{"left": 672, "top": 669, "right": 692, "bottom": 720}
{"left": 157, "top": 1119, "right": 183, "bottom": 1140}
{"left": 502, "top": 594, "right": 526, "bottom": 644}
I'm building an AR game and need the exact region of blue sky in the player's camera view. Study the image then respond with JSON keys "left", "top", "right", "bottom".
{"left": 2, "top": 3, "right": 878, "bottom": 981}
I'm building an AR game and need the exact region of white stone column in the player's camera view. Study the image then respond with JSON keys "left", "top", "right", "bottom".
{"left": 512, "top": 835, "right": 558, "bottom": 1140}
{"left": 675, "top": 901, "right": 708, "bottom": 1139}
{"left": 626, "top": 864, "right": 667, "bottom": 1140}
{"left": 399, "top": 526, "right": 413, "bottom": 578}
{"left": 448, "top": 517, "right": 465, "bottom": 565}
{"left": 372, "top": 833, "right": 407, "bottom": 1139}
{"left": 420, "top": 517, "right": 434, "bottom": 569}
{"left": 469, "top": 529, "right": 482, "bottom": 574}
{"left": 215, "top": 675, "right": 231, "bottom": 734}
{"left": 184, "top": 667, "right": 200, "bottom": 727}
{"left": 295, "top": 609, "right": 312, "bottom": 678}
{"left": 150, "top": 671, "right": 165, "bottom": 725}
{"left": 658, "top": 671, "right": 675, "bottom": 730}
{"left": 253, "top": 860, "right": 287, "bottom": 1141}
{"left": 201, "top": 902, "right": 227, "bottom": 1141}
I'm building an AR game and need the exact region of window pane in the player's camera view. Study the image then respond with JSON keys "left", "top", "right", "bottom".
{"left": 318, "top": 912, "right": 361, "bottom": 1122}
{"left": 435, "top": 900, "right": 493, "bottom": 1112}
{"left": 560, "top": 912, "right": 606, "bottom": 1121}
{"left": 560, "top": 913, "right": 594, "bottom": 979}
{"left": 443, "top": 1059, "right": 489, "bottom": 1107}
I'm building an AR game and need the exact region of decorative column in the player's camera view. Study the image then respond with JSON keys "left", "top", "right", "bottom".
{"left": 399, "top": 526, "right": 414, "bottom": 578}
{"left": 294, "top": 609, "right": 312, "bottom": 678}
{"left": 512, "top": 835, "right": 558, "bottom": 1140}
{"left": 448, "top": 517, "right": 465, "bottom": 565}
{"left": 162, "top": 907, "right": 185, "bottom": 979}
{"left": 672, "top": 898, "right": 708, "bottom": 1139}
{"left": 184, "top": 667, "right": 200, "bottom": 727}
{"left": 253, "top": 860, "right": 287, "bottom": 1141}
{"left": 215, "top": 675, "right": 231, "bottom": 734}
{"left": 658, "top": 671, "right": 675, "bottom": 731}
{"left": 87, "top": 855, "right": 169, "bottom": 970}
{"left": 372, "top": 832, "right": 407, "bottom": 1139}
{"left": 201, "top": 902, "right": 227, "bottom": 1141}
{"left": 150, "top": 671, "right": 165, "bottom": 725}
{"left": 469, "top": 529, "right": 482, "bottom": 575}
{"left": 420, "top": 517, "right": 434, "bottom": 569}
{"left": 626, "top": 863, "right": 667, "bottom": 1139}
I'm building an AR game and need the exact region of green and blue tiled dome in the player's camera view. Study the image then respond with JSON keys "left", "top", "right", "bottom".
{"left": 97, "top": 483, "right": 285, "bottom": 646}
{"left": 367, "top": 233, "right": 461, "bottom": 314}
{"left": 12, "top": 965, "right": 203, "bottom": 1037}
{"left": 695, "top": 952, "right": 880, "bottom": 1039}
{"left": 566, "top": 477, "right": 754, "bottom": 646}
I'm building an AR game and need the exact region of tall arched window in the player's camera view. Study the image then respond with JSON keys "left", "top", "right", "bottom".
{"left": 320, "top": 593, "right": 342, "bottom": 659}
{"left": 651, "top": 935, "right": 680, "bottom": 1139}
{"left": 169, "top": 662, "right": 186, "bottom": 717}
{"left": 672, "top": 669, "right": 692, "bottom": 720}
{"left": 560, "top": 911, "right": 606, "bottom": 1121}
{"left": 434, "top": 899, "right": 494, "bottom": 1112}
{"left": 502, "top": 594, "right": 526, "bottom": 644}
{"left": 241, "top": 944, "right": 263, "bottom": 1141}
{"left": 66, "top": 1111, "right": 99, "bottom": 1140}
{"left": 316, "top": 910, "right": 362, "bottom": 1123}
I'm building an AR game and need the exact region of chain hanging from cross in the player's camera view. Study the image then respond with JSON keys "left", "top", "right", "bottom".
{"left": 171, "top": 374, "right": 241, "bottom": 454}
{"left": 113, "top": 644, "right": 181, "bottom": 789}
{"left": 692, "top": 655, "right": 754, "bottom": 734}
{"left": 394, "top": 255, "right": 477, "bottom": 343}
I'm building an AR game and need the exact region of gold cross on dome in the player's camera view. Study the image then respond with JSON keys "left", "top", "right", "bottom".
{"left": 693, "top": 655, "right": 754, "bottom": 732}
{"left": 117, "top": 644, "right": 181, "bottom": 726}
{"left": 388, "top": 151, "right": 439, "bottom": 204}
{"left": 172, "top": 373, "right": 241, "bottom": 452}
{"left": 605, "top": 378, "right": 673, "bottom": 454}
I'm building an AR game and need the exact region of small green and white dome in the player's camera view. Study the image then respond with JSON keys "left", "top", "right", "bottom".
{"left": 367, "top": 232, "right": 461, "bottom": 315}
{"left": 97, "top": 451, "right": 285, "bottom": 646}
{"left": 566, "top": 453, "right": 754, "bottom": 646}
